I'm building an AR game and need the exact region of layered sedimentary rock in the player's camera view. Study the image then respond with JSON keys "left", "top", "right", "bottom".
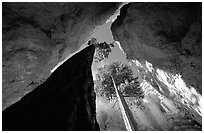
{"left": 111, "top": 3, "right": 202, "bottom": 94}
{"left": 3, "top": 45, "right": 99, "bottom": 131}
{"left": 2, "top": 2, "right": 121, "bottom": 109}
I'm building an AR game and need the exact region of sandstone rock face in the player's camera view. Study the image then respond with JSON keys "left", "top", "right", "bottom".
{"left": 2, "top": 2, "right": 121, "bottom": 109}
{"left": 111, "top": 3, "right": 202, "bottom": 94}
{"left": 3, "top": 45, "right": 99, "bottom": 131}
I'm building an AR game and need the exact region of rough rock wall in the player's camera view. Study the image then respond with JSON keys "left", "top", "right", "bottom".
{"left": 3, "top": 45, "right": 99, "bottom": 131}
{"left": 111, "top": 3, "right": 202, "bottom": 94}
{"left": 2, "top": 2, "right": 121, "bottom": 109}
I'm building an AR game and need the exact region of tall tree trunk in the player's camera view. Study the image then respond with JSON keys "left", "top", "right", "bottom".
{"left": 111, "top": 76, "right": 138, "bottom": 131}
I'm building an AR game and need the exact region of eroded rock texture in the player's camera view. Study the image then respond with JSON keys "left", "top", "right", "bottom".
{"left": 2, "top": 2, "right": 121, "bottom": 109}
{"left": 111, "top": 3, "right": 202, "bottom": 94}
{"left": 3, "top": 45, "right": 99, "bottom": 131}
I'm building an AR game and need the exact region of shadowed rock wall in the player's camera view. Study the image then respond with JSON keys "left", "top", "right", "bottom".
{"left": 2, "top": 2, "right": 121, "bottom": 109}
{"left": 3, "top": 45, "right": 99, "bottom": 131}
{"left": 111, "top": 2, "right": 202, "bottom": 94}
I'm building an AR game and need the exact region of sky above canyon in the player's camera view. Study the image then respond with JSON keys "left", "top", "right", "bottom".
{"left": 51, "top": 10, "right": 141, "bottom": 81}
{"left": 91, "top": 20, "right": 140, "bottom": 81}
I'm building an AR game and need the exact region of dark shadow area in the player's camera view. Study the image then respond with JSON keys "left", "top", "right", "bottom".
{"left": 3, "top": 45, "right": 99, "bottom": 131}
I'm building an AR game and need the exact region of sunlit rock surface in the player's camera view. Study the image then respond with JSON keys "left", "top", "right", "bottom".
{"left": 125, "top": 60, "right": 201, "bottom": 130}
{"left": 3, "top": 45, "right": 99, "bottom": 131}
{"left": 111, "top": 2, "right": 202, "bottom": 130}
{"left": 2, "top": 2, "right": 121, "bottom": 109}
{"left": 111, "top": 2, "right": 202, "bottom": 94}
{"left": 126, "top": 91, "right": 202, "bottom": 131}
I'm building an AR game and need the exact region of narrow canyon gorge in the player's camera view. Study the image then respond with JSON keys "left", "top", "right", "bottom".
{"left": 2, "top": 2, "right": 202, "bottom": 131}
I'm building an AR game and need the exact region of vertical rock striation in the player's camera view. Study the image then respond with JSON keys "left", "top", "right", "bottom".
{"left": 3, "top": 45, "right": 99, "bottom": 131}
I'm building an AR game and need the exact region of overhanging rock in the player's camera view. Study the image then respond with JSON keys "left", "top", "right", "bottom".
{"left": 111, "top": 2, "right": 202, "bottom": 94}
{"left": 2, "top": 2, "right": 121, "bottom": 109}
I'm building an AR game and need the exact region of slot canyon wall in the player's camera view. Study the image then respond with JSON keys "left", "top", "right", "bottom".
{"left": 111, "top": 2, "right": 202, "bottom": 129}
{"left": 111, "top": 3, "right": 202, "bottom": 94}
{"left": 2, "top": 2, "right": 202, "bottom": 131}
{"left": 2, "top": 2, "right": 121, "bottom": 109}
{"left": 3, "top": 45, "right": 99, "bottom": 130}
